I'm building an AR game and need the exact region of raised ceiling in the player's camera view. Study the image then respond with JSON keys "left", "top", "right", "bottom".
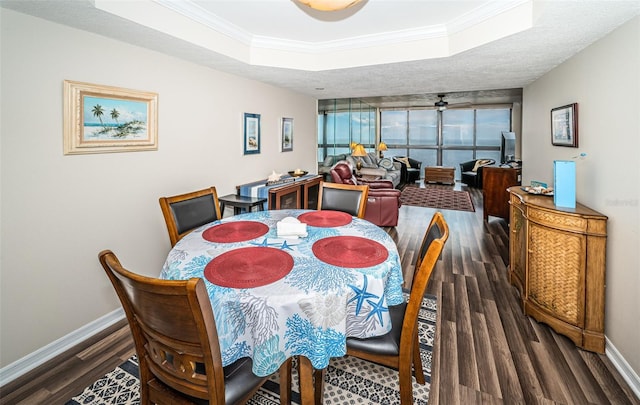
{"left": 2, "top": 0, "right": 639, "bottom": 107}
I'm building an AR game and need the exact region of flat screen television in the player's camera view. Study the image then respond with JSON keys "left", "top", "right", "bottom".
{"left": 500, "top": 131, "right": 516, "bottom": 163}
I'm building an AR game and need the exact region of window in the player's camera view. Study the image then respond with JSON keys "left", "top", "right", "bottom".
{"left": 381, "top": 106, "right": 511, "bottom": 179}
{"left": 409, "top": 110, "right": 437, "bottom": 145}
{"left": 442, "top": 110, "right": 474, "bottom": 146}
{"left": 317, "top": 99, "right": 376, "bottom": 162}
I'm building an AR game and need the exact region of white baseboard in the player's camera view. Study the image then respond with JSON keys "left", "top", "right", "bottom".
{"left": 0, "top": 308, "right": 124, "bottom": 386}
{"left": 606, "top": 336, "right": 640, "bottom": 400}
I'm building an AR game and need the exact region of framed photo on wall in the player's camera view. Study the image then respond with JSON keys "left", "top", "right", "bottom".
{"left": 551, "top": 103, "right": 578, "bottom": 147}
{"left": 281, "top": 117, "right": 293, "bottom": 152}
{"left": 243, "top": 113, "right": 261, "bottom": 155}
{"left": 63, "top": 80, "right": 158, "bottom": 155}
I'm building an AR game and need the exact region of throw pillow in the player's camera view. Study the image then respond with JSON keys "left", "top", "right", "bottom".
{"left": 360, "top": 153, "right": 377, "bottom": 168}
{"left": 471, "top": 159, "right": 492, "bottom": 172}
{"left": 379, "top": 157, "right": 394, "bottom": 170}
{"left": 323, "top": 156, "right": 334, "bottom": 167}
{"left": 395, "top": 157, "right": 411, "bottom": 168}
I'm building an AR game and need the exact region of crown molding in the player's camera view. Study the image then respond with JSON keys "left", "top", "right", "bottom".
{"left": 152, "top": 0, "right": 530, "bottom": 54}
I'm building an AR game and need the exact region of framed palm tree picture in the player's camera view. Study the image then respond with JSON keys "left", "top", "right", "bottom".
{"left": 63, "top": 80, "right": 158, "bottom": 154}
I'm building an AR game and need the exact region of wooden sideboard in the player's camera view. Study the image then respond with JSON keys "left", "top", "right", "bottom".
{"left": 483, "top": 166, "right": 521, "bottom": 221}
{"left": 508, "top": 187, "right": 607, "bottom": 353}
{"left": 268, "top": 175, "right": 321, "bottom": 210}
{"left": 237, "top": 175, "right": 322, "bottom": 211}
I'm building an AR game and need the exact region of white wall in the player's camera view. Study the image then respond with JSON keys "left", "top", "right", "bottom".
{"left": 522, "top": 17, "right": 639, "bottom": 375}
{"left": 0, "top": 9, "right": 317, "bottom": 367}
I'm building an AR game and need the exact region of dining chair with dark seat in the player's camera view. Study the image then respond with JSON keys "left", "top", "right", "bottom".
{"left": 317, "top": 181, "right": 369, "bottom": 219}
{"left": 159, "top": 186, "right": 222, "bottom": 247}
{"left": 323, "top": 212, "right": 449, "bottom": 405}
{"left": 99, "top": 250, "right": 292, "bottom": 405}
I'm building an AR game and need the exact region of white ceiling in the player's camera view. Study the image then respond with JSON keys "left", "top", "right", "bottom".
{"left": 2, "top": 0, "right": 639, "bottom": 107}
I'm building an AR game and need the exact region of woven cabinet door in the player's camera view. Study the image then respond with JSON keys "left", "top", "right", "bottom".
{"left": 527, "top": 222, "right": 586, "bottom": 328}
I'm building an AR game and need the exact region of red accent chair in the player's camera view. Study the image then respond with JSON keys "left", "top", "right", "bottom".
{"left": 330, "top": 163, "right": 402, "bottom": 227}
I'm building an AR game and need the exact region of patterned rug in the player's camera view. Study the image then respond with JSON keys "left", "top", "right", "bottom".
{"left": 66, "top": 295, "right": 437, "bottom": 405}
{"left": 400, "top": 186, "right": 475, "bottom": 212}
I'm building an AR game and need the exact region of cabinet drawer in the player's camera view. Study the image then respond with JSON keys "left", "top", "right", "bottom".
{"left": 528, "top": 207, "right": 587, "bottom": 232}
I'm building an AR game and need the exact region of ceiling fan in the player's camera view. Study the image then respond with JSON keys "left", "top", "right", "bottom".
{"left": 434, "top": 94, "right": 472, "bottom": 111}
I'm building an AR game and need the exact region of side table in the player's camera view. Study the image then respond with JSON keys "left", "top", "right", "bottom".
{"left": 424, "top": 166, "right": 455, "bottom": 185}
{"left": 218, "top": 194, "right": 267, "bottom": 217}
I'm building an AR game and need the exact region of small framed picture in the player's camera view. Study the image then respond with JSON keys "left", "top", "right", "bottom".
{"left": 63, "top": 80, "right": 158, "bottom": 155}
{"left": 243, "top": 113, "right": 260, "bottom": 155}
{"left": 551, "top": 103, "right": 578, "bottom": 147}
{"left": 281, "top": 117, "right": 293, "bottom": 152}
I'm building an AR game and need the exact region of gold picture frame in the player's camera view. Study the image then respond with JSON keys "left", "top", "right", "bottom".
{"left": 63, "top": 80, "right": 158, "bottom": 155}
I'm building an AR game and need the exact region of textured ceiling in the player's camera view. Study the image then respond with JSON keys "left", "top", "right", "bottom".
{"left": 2, "top": 0, "right": 639, "bottom": 107}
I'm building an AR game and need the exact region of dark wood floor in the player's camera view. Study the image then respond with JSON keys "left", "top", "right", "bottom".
{"left": 1, "top": 182, "right": 638, "bottom": 404}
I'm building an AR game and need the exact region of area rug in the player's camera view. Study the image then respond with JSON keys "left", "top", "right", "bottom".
{"left": 400, "top": 186, "right": 475, "bottom": 212}
{"left": 66, "top": 295, "right": 437, "bottom": 405}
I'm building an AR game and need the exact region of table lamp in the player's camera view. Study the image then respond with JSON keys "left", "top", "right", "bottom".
{"left": 351, "top": 144, "right": 367, "bottom": 171}
{"left": 377, "top": 141, "right": 388, "bottom": 158}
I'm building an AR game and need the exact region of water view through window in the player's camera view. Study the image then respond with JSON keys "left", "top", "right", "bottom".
{"left": 381, "top": 107, "right": 511, "bottom": 179}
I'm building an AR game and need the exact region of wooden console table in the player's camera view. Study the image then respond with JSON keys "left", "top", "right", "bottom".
{"left": 424, "top": 166, "right": 455, "bottom": 185}
{"left": 237, "top": 174, "right": 322, "bottom": 211}
{"left": 508, "top": 187, "right": 607, "bottom": 353}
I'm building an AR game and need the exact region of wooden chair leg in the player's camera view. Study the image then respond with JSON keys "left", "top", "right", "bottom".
{"left": 297, "top": 356, "right": 317, "bottom": 405}
{"left": 314, "top": 368, "right": 325, "bottom": 404}
{"left": 279, "top": 358, "right": 293, "bottom": 405}
{"left": 398, "top": 364, "right": 414, "bottom": 405}
{"left": 412, "top": 333, "right": 425, "bottom": 385}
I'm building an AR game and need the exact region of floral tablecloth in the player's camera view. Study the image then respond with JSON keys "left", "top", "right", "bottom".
{"left": 161, "top": 209, "right": 404, "bottom": 376}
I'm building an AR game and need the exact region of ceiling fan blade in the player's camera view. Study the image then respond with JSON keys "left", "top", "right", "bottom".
{"left": 433, "top": 94, "right": 472, "bottom": 110}
{"left": 446, "top": 101, "right": 473, "bottom": 109}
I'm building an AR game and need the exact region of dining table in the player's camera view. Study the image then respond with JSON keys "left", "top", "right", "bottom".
{"left": 160, "top": 208, "right": 404, "bottom": 403}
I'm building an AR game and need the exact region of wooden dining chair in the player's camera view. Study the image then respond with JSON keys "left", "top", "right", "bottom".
{"left": 317, "top": 181, "right": 369, "bottom": 218}
{"left": 99, "top": 250, "right": 292, "bottom": 405}
{"left": 335, "top": 212, "right": 449, "bottom": 405}
{"left": 159, "top": 186, "right": 222, "bottom": 247}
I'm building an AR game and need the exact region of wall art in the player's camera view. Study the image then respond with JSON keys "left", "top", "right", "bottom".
{"left": 63, "top": 80, "right": 158, "bottom": 154}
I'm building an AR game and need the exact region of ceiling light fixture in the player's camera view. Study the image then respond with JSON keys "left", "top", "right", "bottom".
{"left": 295, "top": 0, "right": 363, "bottom": 12}
{"left": 435, "top": 94, "right": 448, "bottom": 111}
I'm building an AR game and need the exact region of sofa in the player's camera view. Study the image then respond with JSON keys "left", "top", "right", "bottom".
{"left": 330, "top": 163, "right": 402, "bottom": 227}
{"left": 459, "top": 159, "right": 496, "bottom": 188}
{"left": 318, "top": 153, "right": 349, "bottom": 181}
{"left": 319, "top": 152, "right": 402, "bottom": 188}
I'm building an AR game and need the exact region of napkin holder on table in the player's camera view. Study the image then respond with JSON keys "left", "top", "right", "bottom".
{"left": 277, "top": 217, "right": 308, "bottom": 238}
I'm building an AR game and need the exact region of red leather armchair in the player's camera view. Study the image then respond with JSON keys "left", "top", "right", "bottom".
{"left": 330, "top": 163, "right": 401, "bottom": 227}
